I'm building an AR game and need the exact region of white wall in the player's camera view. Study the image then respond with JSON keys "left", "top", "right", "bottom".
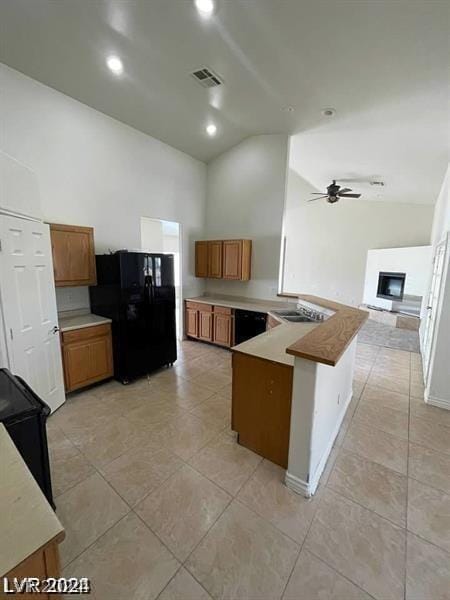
{"left": 422, "top": 164, "right": 450, "bottom": 410}
{"left": 0, "top": 65, "right": 207, "bottom": 307}
{"left": 204, "top": 134, "right": 289, "bottom": 300}
{"left": 363, "top": 245, "right": 432, "bottom": 310}
{"left": 286, "top": 338, "right": 356, "bottom": 497}
{"left": 282, "top": 169, "right": 434, "bottom": 306}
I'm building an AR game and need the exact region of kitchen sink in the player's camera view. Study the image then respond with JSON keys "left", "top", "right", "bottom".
{"left": 282, "top": 315, "right": 313, "bottom": 322}
{"left": 271, "top": 308, "right": 325, "bottom": 323}
{"left": 271, "top": 309, "right": 300, "bottom": 317}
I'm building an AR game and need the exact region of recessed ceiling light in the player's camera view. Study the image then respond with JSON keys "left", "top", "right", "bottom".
{"left": 194, "top": 0, "right": 215, "bottom": 16}
{"left": 321, "top": 108, "right": 336, "bottom": 117}
{"left": 281, "top": 106, "right": 295, "bottom": 113}
{"left": 206, "top": 123, "right": 217, "bottom": 136}
{"left": 106, "top": 55, "right": 123, "bottom": 75}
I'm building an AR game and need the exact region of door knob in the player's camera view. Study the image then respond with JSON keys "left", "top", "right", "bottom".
{"left": 52, "top": 326, "right": 60, "bottom": 334}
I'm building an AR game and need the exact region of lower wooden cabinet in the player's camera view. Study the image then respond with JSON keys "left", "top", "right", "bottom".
{"left": 213, "top": 307, "right": 233, "bottom": 347}
{"left": 61, "top": 323, "right": 113, "bottom": 392}
{"left": 185, "top": 302, "right": 233, "bottom": 348}
{"left": 199, "top": 306, "right": 213, "bottom": 342}
{"left": 232, "top": 352, "right": 293, "bottom": 468}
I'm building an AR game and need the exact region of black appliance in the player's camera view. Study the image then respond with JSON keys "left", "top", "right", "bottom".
{"left": 89, "top": 252, "right": 177, "bottom": 383}
{"left": 235, "top": 309, "right": 267, "bottom": 345}
{"left": 0, "top": 368, "right": 54, "bottom": 508}
{"left": 377, "top": 271, "right": 406, "bottom": 301}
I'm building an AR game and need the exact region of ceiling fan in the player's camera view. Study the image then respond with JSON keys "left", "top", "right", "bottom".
{"left": 309, "top": 180, "right": 361, "bottom": 204}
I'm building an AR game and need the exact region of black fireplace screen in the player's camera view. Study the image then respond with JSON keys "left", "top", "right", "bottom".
{"left": 377, "top": 271, "right": 406, "bottom": 300}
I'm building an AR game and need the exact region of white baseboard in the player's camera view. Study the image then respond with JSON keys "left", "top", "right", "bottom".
{"left": 425, "top": 391, "right": 450, "bottom": 411}
{"left": 285, "top": 388, "right": 353, "bottom": 498}
{"left": 285, "top": 472, "right": 312, "bottom": 498}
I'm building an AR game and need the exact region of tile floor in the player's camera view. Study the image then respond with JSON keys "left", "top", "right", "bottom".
{"left": 47, "top": 338, "right": 450, "bottom": 600}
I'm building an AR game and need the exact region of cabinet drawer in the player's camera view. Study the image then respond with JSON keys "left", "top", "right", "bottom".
{"left": 62, "top": 323, "right": 111, "bottom": 345}
{"left": 185, "top": 302, "right": 213, "bottom": 312}
{"left": 214, "top": 305, "right": 232, "bottom": 315}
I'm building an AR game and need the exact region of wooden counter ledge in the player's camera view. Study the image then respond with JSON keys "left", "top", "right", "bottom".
{"left": 282, "top": 294, "right": 369, "bottom": 366}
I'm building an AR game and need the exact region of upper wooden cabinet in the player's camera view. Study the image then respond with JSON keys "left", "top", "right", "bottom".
{"left": 207, "top": 241, "right": 223, "bottom": 278}
{"left": 194, "top": 239, "right": 251, "bottom": 281}
{"left": 195, "top": 241, "right": 208, "bottom": 278}
{"left": 50, "top": 223, "right": 96, "bottom": 287}
{"left": 223, "top": 240, "right": 251, "bottom": 280}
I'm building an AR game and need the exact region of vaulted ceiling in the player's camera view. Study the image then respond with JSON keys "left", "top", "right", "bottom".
{"left": 1, "top": 0, "right": 448, "bottom": 203}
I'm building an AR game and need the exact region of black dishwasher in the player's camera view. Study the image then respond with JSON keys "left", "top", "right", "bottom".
{"left": 0, "top": 368, "right": 54, "bottom": 508}
{"left": 234, "top": 310, "right": 267, "bottom": 345}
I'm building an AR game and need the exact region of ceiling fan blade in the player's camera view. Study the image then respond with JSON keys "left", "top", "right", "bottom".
{"left": 307, "top": 196, "right": 327, "bottom": 202}
{"left": 310, "top": 192, "right": 327, "bottom": 195}
{"left": 339, "top": 188, "right": 352, "bottom": 194}
{"left": 339, "top": 193, "right": 361, "bottom": 198}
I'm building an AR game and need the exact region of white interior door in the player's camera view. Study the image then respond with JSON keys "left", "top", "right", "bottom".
{"left": 423, "top": 238, "right": 447, "bottom": 382}
{"left": 0, "top": 214, "right": 65, "bottom": 412}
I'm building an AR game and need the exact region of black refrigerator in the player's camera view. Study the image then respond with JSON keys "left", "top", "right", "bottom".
{"left": 89, "top": 252, "right": 177, "bottom": 383}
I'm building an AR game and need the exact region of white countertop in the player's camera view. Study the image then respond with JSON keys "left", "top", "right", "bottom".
{"left": 185, "top": 294, "right": 320, "bottom": 366}
{"left": 58, "top": 309, "right": 112, "bottom": 332}
{"left": 185, "top": 294, "right": 294, "bottom": 314}
{"left": 232, "top": 321, "right": 319, "bottom": 366}
{"left": 0, "top": 424, "right": 64, "bottom": 576}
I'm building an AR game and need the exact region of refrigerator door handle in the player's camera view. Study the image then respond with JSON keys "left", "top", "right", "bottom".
{"left": 145, "top": 275, "right": 153, "bottom": 303}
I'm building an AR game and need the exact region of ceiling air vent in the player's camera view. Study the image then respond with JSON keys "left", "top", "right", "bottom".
{"left": 191, "top": 67, "right": 223, "bottom": 88}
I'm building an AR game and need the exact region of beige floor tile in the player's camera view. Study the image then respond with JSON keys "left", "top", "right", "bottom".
{"left": 353, "top": 364, "right": 371, "bottom": 383}
{"left": 57, "top": 473, "right": 129, "bottom": 566}
{"left": 283, "top": 549, "right": 372, "bottom": 600}
{"left": 353, "top": 403, "right": 409, "bottom": 440}
{"left": 352, "top": 380, "right": 365, "bottom": 401}
{"left": 371, "top": 363, "right": 410, "bottom": 382}
{"left": 305, "top": 488, "right": 405, "bottom": 600}
{"left": 159, "top": 568, "right": 212, "bottom": 600}
{"left": 410, "top": 396, "right": 450, "bottom": 429}
{"left": 192, "top": 370, "right": 232, "bottom": 392}
{"left": 154, "top": 413, "right": 222, "bottom": 460}
{"left": 366, "top": 371, "right": 409, "bottom": 395}
{"left": 356, "top": 343, "right": 379, "bottom": 361}
{"left": 406, "top": 532, "right": 450, "bottom": 600}
{"left": 410, "top": 382, "right": 425, "bottom": 398}
{"left": 359, "top": 385, "right": 409, "bottom": 414}
{"left": 410, "top": 353, "right": 423, "bottom": 372}
{"left": 72, "top": 416, "right": 156, "bottom": 468}
{"left": 100, "top": 446, "right": 183, "bottom": 507}
{"left": 407, "top": 478, "right": 450, "bottom": 553}
{"left": 186, "top": 501, "right": 299, "bottom": 600}
{"left": 65, "top": 512, "right": 179, "bottom": 600}
{"left": 136, "top": 464, "right": 230, "bottom": 561}
{"left": 328, "top": 449, "right": 407, "bottom": 526}
{"left": 237, "top": 460, "right": 319, "bottom": 544}
{"left": 409, "top": 443, "right": 450, "bottom": 495}
{"left": 48, "top": 430, "right": 95, "bottom": 497}
{"left": 343, "top": 420, "right": 408, "bottom": 474}
{"left": 189, "top": 394, "right": 231, "bottom": 429}
{"left": 409, "top": 417, "right": 450, "bottom": 456}
{"left": 189, "top": 432, "right": 262, "bottom": 495}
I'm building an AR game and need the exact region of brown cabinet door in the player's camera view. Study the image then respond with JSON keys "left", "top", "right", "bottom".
{"left": 50, "top": 224, "right": 96, "bottom": 286}
{"left": 213, "top": 313, "right": 232, "bottom": 347}
{"left": 232, "top": 352, "right": 293, "bottom": 468}
{"left": 223, "top": 240, "right": 242, "bottom": 280}
{"left": 62, "top": 325, "right": 113, "bottom": 392}
{"left": 63, "top": 342, "right": 91, "bottom": 390}
{"left": 207, "top": 241, "right": 223, "bottom": 278}
{"left": 199, "top": 310, "right": 213, "bottom": 341}
{"left": 185, "top": 308, "right": 199, "bottom": 338}
{"left": 195, "top": 241, "right": 208, "bottom": 278}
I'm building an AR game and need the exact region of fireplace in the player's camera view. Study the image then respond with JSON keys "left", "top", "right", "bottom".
{"left": 377, "top": 271, "right": 406, "bottom": 301}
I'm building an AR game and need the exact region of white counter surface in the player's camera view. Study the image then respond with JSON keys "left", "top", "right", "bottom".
{"left": 58, "top": 309, "right": 111, "bottom": 332}
{"left": 185, "top": 294, "right": 294, "bottom": 314}
{"left": 0, "top": 424, "right": 64, "bottom": 576}
{"left": 232, "top": 321, "right": 318, "bottom": 366}
{"left": 185, "top": 294, "right": 320, "bottom": 366}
